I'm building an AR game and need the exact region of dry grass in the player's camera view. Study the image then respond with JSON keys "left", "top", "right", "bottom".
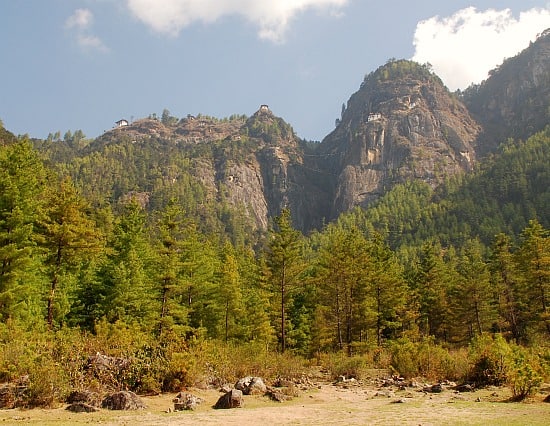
{"left": 1, "top": 380, "right": 549, "bottom": 425}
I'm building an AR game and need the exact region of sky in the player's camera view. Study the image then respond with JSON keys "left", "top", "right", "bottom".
{"left": 1, "top": 1, "right": 549, "bottom": 142}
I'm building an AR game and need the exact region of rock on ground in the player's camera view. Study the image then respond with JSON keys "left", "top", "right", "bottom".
{"left": 101, "top": 391, "right": 146, "bottom": 410}
{"left": 214, "top": 389, "right": 244, "bottom": 409}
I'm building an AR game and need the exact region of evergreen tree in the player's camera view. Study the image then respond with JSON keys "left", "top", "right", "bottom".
{"left": 365, "top": 234, "right": 407, "bottom": 346}
{"left": 265, "top": 209, "right": 304, "bottom": 352}
{"left": 516, "top": 220, "right": 550, "bottom": 339}
{"left": 490, "top": 233, "right": 524, "bottom": 343}
{"left": 412, "top": 242, "right": 452, "bottom": 341}
{"left": 154, "top": 200, "right": 190, "bottom": 336}
{"left": 41, "top": 177, "right": 103, "bottom": 328}
{"left": 0, "top": 140, "right": 48, "bottom": 325}
{"left": 450, "top": 239, "right": 495, "bottom": 341}
{"left": 100, "top": 201, "right": 156, "bottom": 329}
{"left": 314, "top": 224, "right": 370, "bottom": 354}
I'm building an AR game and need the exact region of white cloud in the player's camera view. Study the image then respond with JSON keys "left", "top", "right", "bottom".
{"left": 126, "top": 0, "right": 348, "bottom": 42}
{"left": 77, "top": 35, "right": 109, "bottom": 53}
{"left": 66, "top": 8, "right": 109, "bottom": 53}
{"left": 412, "top": 7, "right": 550, "bottom": 90}
{"left": 65, "top": 8, "right": 94, "bottom": 30}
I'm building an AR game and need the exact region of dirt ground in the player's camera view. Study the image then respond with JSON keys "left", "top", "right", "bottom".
{"left": 1, "top": 380, "right": 549, "bottom": 425}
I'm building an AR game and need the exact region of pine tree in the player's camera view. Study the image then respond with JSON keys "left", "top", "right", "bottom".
{"left": 366, "top": 234, "right": 407, "bottom": 346}
{"left": 265, "top": 209, "right": 304, "bottom": 353}
{"left": 100, "top": 201, "right": 156, "bottom": 329}
{"left": 412, "top": 242, "right": 452, "bottom": 341}
{"left": 490, "top": 233, "right": 524, "bottom": 343}
{"left": 451, "top": 239, "right": 495, "bottom": 341}
{"left": 516, "top": 220, "right": 550, "bottom": 339}
{"left": 154, "top": 200, "right": 190, "bottom": 336}
{"left": 0, "top": 140, "right": 48, "bottom": 325}
{"left": 314, "top": 224, "right": 370, "bottom": 354}
{"left": 40, "top": 177, "right": 103, "bottom": 328}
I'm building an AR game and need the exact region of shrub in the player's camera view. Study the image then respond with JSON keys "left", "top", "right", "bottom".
{"left": 507, "top": 347, "right": 544, "bottom": 401}
{"left": 468, "top": 334, "right": 511, "bottom": 387}
{"left": 319, "top": 352, "right": 374, "bottom": 380}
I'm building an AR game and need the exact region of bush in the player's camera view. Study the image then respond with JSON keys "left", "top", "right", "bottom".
{"left": 385, "top": 338, "right": 469, "bottom": 381}
{"left": 507, "top": 347, "right": 543, "bottom": 401}
{"left": 319, "top": 352, "right": 375, "bottom": 380}
{"left": 468, "top": 334, "right": 511, "bottom": 387}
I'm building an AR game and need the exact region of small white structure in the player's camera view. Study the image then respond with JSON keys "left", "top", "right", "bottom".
{"left": 259, "top": 104, "right": 270, "bottom": 113}
{"left": 115, "top": 119, "right": 129, "bottom": 128}
{"left": 367, "top": 113, "right": 382, "bottom": 122}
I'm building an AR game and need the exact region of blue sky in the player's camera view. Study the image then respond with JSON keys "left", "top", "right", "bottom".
{"left": 1, "top": 1, "right": 549, "bottom": 141}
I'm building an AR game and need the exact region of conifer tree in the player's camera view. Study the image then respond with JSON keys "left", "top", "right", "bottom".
{"left": 451, "top": 239, "right": 495, "bottom": 341}
{"left": 490, "top": 233, "right": 524, "bottom": 343}
{"left": 516, "top": 220, "right": 550, "bottom": 338}
{"left": 0, "top": 140, "right": 48, "bottom": 325}
{"left": 41, "top": 177, "right": 103, "bottom": 328}
{"left": 266, "top": 209, "right": 304, "bottom": 353}
{"left": 100, "top": 201, "right": 156, "bottom": 329}
{"left": 154, "top": 200, "right": 189, "bottom": 336}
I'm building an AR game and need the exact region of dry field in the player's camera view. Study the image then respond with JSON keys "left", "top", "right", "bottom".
{"left": 1, "top": 381, "right": 549, "bottom": 425}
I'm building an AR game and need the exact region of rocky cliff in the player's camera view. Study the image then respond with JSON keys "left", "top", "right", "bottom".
{"left": 463, "top": 28, "right": 550, "bottom": 155}
{"left": 317, "top": 60, "right": 480, "bottom": 220}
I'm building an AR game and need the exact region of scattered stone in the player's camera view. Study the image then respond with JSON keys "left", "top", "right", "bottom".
{"left": 235, "top": 376, "right": 267, "bottom": 395}
{"left": 475, "top": 397, "right": 482, "bottom": 402}
{"left": 66, "top": 390, "right": 102, "bottom": 408}
{"left": 392, "top": 398, "right": 407, "bottom": 403}
{"left": 543, "top": 394, "right": 550, "bottom": 403}
{"left": 266, "top": 388, "right": 291, "bottom": 402}
{"left": 66, "top": 402, "right": 100, "bottom": 413}
{"left": 453, "top": 384, "right": 474, "bottom": 392}
{"left": 101, "top": 391, "right": 146, "bottom": 410}
{"left": 214, "top": 389, "right": 244, "bottom": 409}
{"left": 375, "top": 390, "right": 395, "bottom": 398}
{"left": 173, "top": 391, "right": 202, "bottom": 411}
{"left": 423, "top": 384, "right": 443, "bottom": 393}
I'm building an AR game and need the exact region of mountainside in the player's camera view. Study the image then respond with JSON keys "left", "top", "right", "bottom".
{"left": 463, "top": 28, "right": 550, "bottom": 155}
{"left": 317, "top": 60, "right": 480, "bottom": 221}
{"left": 30, "top": 32, "right": 549, "bottom": 234}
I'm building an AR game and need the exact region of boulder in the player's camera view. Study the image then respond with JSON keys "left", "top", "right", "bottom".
{"left": 423, "top": 383, "right": 443, "bottom": 393}
{"left": 173, "top": 391, "right": 202, "bottom": 411}
{"left": 66, "top": 390, "right": 102, "bottom": 407}
{"left": 453, "top": 383, "right": 474, "bottom": 393}
{"left": 214, "top": 389, "right": 244, "bottom": 409}
{"left": 101, "top": 391, "right": 146, "bottom": 410}
{"left": 235, "top": 376, "right": 267, "bottom": 395}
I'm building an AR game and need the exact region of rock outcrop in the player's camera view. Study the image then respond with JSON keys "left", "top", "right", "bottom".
{"left": 464, "top": 28, "right": 550, "bottom": 155}
{"left": 317, "top": 60, "right": 480, "bottom": 219}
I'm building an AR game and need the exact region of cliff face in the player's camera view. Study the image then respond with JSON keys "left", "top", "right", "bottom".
{"left": 317, "top": 60, "right": 480, "bottom": 219}
{"left": 463, "top": 29, "right": 550, "bottom": 155}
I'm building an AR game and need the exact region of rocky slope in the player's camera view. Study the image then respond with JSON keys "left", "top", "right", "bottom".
{"left": 34, "top": 33, "right": 548, "bottom": 233}
{"left": 317, "top": 60, "right": 480, "bottom": 220}
{"left": 463, "top": 28, "right": 550, "bottom": 155}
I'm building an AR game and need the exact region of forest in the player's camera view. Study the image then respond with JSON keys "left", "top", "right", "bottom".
{"left": 0, "top": 121, "right": 549, "bottom": 407}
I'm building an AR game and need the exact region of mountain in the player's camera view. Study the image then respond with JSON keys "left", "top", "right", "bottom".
{"left": 29, "top": 33, "right": 549, "bottom": 235}
{"left": 316, "top": 59, "right": 480, "bottom": 221}
{"left": 462, "top": 28, "right": 550, "bottom": 155}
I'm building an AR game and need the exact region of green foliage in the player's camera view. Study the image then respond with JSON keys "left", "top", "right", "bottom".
{"left": 507, "top": 346, "right": 544, "bottom": 401}
{"left": 468, "top": 334, "right": 511, "bottom": 387}
{"left": 387, "top": 337, "right": 468, "bottom": 380}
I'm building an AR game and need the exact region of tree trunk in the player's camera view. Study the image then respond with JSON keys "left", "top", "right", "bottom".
{"left": 280, "top": 264, "right": 286, "bottom": 353}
